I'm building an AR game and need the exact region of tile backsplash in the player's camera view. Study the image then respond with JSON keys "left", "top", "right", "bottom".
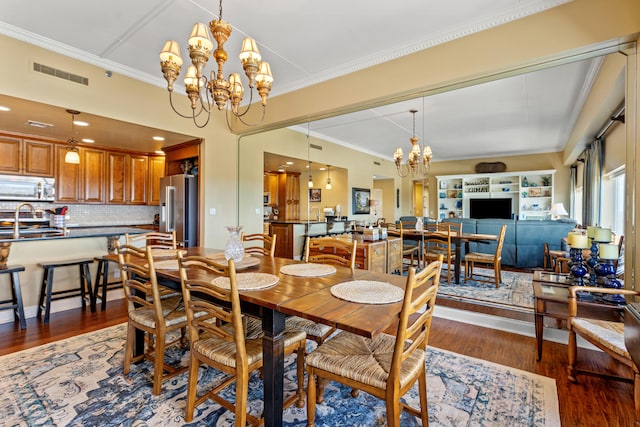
{"left": 0, "top": 202, "right": 160, "bottom": 227}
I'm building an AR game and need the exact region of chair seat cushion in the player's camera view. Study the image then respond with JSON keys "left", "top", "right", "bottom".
{"left": 130, "top": 295, "right": 188, "bottom": 328}
{"left": 286, "top": 316, "right": 333, "bottom": 339}
{"left": 305, "top": 330, "right": 425, "bottom": 390}
{"left": 195, "top": 319, "right": 306, "bottom": 368}
{"left": 465, "top": 252, "right": 495, "bottom": 263}
{"left": 571, "top": 318, "right": 629, "bottom": 359}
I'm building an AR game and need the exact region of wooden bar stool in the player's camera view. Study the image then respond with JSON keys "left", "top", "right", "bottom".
{"left": 93, "top": 255, "right": 122, "bottom": 311}
{"left": 0, "top": 265, "right": 27, "bottom": 329}
{"left": 37, "top": 258, "right": 94, "bottom": 324}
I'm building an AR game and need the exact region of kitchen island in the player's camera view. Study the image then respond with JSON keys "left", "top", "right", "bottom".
{"left": 0, "top": 226, "right": 149, "bottom": 325}
{"left": 269, "top": 219, "right": 353, "bottom": 259}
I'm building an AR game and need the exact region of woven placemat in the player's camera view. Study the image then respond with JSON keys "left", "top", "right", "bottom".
{"left": 206, "top": 253, "right": 261, "bottom": 270}
{"left": 280, "top": 263, "right": 337, "bottom": 277}
{"left": 330, "top": 280, "right": 404, "bottom": 304}
{"left": 145, "top": 259, "right": 179, "bottom": 270}
{"left": 211, "top": 273, "right": 279, "bottom": 290}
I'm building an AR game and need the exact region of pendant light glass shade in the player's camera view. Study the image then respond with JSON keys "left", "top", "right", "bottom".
{"left": 65, "top": 150, "right": 80, "bottom": 164}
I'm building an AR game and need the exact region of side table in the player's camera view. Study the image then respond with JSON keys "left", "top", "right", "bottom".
{"left": 533, "top": 270, "right": 625, "bottom": 361}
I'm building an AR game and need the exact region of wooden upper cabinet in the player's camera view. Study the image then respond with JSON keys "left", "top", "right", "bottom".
{"left": 128, "top": 155, "right": 148, "bottom": 205}
{"left": 0, "top": 136, "right": 21, "bottom": 174}
{"left": 107, "top": 152, "right": 127, "bottom": 204}
{"left": 148, "top": 155, "right": 165, "bottom": 206}
{"left": 81, "top": 148, "right": 106, "bottom": 203}
{"left": 0, "top": 136, "right": 54, "bottom": 176}
{"left": 55, "top": 144, "right": 80, "bottom": 202}
{"left": 23, "top": 139, "right": 54, "bottom": 177}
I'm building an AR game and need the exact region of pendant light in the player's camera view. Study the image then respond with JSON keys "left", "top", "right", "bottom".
{"left": 325, "top": 165, "right": 332, "bottom": 190}
{"left": 64, "top": 109, "right": 80, "bottom": 164}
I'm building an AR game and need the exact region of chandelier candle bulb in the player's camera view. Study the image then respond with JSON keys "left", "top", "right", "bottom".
{"left": 594, "top": 227, "right": 612, "bottom": 242}
{"left": 598, "top": 243, "right": 619, "bottom": 260}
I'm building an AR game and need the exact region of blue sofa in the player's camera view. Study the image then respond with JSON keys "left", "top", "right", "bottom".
{"left": 402, "top": 217, "right": 575, "bottom": 268}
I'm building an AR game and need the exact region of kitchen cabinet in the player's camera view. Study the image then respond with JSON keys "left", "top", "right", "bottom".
{"left": 128, "top": 155, "right": 148, "bottom": 205}
{"left": 0, "top": 136, "right": 54, "bottom": 177}
{"left": 81, "top": 148, "right": 106, "bottom": 203}
{"left": 148, "top": 155, "right": 165, "bottom": 206}
{"left": 107, "top": 153, "right": 153, "bottom": 205}
{"left": 264, "top": 172, "right": 279, "bottom": 206}
{"left": 278, "top": 172, "right": 300, "bottom": 221}
{"left": 55, "top": 144, "right": 80, "bottom": 202}
{"left": 107, "top": 152, "right": 127, "bottom": 204}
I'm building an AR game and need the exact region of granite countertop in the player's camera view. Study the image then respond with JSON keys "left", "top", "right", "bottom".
{"left": 0, "top": 225, "right": 150, "bottom": 242}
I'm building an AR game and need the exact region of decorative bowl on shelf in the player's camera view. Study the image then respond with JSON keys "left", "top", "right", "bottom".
{"left": 502, "top": 187, "right": 510, "bottom": 192}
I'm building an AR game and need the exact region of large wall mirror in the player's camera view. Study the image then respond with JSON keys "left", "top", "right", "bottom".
{"left": 238, "top": 48, "right": 628, "bottom": 238}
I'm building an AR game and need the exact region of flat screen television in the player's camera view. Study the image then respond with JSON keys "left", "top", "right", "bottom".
{"left": 469, "top": 198, "right": 512, "bottom": 219}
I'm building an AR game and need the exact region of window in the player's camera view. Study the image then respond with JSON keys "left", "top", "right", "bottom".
{"left": 611, "top": 169, "right": 625, "bottom": 236}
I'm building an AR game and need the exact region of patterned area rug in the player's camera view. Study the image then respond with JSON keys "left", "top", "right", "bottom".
{"left": 436, "top": 266, "right": 534, "bottom": 310}
{"left": 0, "top": 324, "right": 559, "bottom": 426}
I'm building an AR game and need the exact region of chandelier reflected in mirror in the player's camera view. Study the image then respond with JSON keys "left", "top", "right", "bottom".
{"left": 159, "top": 0, "right": 273, "bottom": 128}
{"left": 393, "top": 109, "right": 433, "bottom": 177}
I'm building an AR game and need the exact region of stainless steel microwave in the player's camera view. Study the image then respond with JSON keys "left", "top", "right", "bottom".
{"left": 263, "top": 192, "right": 270, "bottom": 205}
{"left": 0, "top": 174, "right": 55, "bottom": 201}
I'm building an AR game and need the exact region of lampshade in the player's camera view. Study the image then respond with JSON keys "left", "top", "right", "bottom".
{"left": 549, "top": 202, "right": 568, "bottom": 219}
{"left": 65, "top": 150, "right": 80, "bottom": 164}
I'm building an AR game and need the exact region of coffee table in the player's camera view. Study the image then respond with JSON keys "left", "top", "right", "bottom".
{"left": 533, "top": 270, "right": 625, "bottom": 361}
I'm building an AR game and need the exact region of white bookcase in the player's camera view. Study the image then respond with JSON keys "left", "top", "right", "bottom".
{"left": 436, "top": 170, "right": 555, "bottom": 220}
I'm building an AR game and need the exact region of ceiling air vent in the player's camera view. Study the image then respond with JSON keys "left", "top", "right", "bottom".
{"left": 33, "top": 62, "right": 89, "bottom": 86}
{"left": 309, "top": 143, "right": 323, "bottom": 150}
{"left": 26, "top": 120, "right": 54, "bottom": 129}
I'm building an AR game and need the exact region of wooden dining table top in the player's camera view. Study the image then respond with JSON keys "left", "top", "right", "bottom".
{"left": 109, "top": 246, "right": 413, "bottom": 338}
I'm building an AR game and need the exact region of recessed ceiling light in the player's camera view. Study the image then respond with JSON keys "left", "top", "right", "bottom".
{"left": 0, "top": 106, "right": 10, "bottom": 112}
{"left": 153, "top": 136, "right": 165, "bottom": 141}
{"left": 73, "top": 120, "right": 89, "bottom": 127}
{"left": 278, "top": 168, "right": 285, "bottom": 172}
{"left": 155, "top": 150, "right": 165, "bottom": 155}
{"left": 286, "top": 161, "right": 293, "bottom": 165}
{"left": 81, "top": 138, "right": 95, "bottom": 143}
{"left": 319, "top": 167, "right": 326, "bottom": 171}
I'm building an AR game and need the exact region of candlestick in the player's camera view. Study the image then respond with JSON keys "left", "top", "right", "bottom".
{"left": 598, "top": 243, "right": 619, "bottom": 260}
{"left": 571, "top": 234, "right": 589, "bottom": 249}
{"left": 594, "top": 227, "right": 612, "bottom": 243}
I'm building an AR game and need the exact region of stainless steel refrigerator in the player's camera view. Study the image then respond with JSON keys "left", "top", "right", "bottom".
{"left": 159, "top": 174, "right": 197, "bottom": 247}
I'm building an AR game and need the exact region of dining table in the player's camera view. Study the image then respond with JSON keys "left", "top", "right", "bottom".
{"left": 403, "top": 229, "right": 497, "bottom": 283}
{"left": 111, "top": 246, "right": 415, "bottom": 426}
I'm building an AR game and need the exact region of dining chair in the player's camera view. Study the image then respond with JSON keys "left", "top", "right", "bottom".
{"left": 241, "top": 232, "right": 276, "bottom": 257}
{"left": 177, "top": 254, "right": 308, "bottom": 423}
{"left": 567, "top": 285, "right": 640, "bottom": 419}
{"left": 464, "top": 224, "right": 507, "bottom": 288}
{"left": 304, "top": 236, "right": 357, "bottom": 269}
{"left": 125, "top": 230, "right": 177, "bottom": 249}
{"left": 305, "top": 255, "right": 443, "bottom": 426}
{"left": 423, "top": 223, "right": 456, "bottom": 283}
{"left": 114, "top": 241, "right": 189, "bottom": 395}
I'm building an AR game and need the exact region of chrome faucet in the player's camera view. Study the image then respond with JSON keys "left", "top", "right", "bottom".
{"left": 13, "top": 202, "right": 36, "bottom": 239}
{"left": 310, "top": 207, "right": 320, "bottom": 222}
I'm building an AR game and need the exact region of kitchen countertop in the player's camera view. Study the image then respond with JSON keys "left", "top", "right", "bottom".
{"left": 0, "top": 226, "right": 150, "bottom": 242}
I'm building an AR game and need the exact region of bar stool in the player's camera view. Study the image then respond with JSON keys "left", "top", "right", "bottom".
{"left": 37, "top": 258, "right": 94, "bottom": 324}
{"left": 93, "top": 255, "right": 122, "bottom": 311}
{"left": 0, "top": 265, "right": 27, "bottom": 329}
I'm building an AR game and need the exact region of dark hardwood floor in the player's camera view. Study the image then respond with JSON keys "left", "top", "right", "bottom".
{"left": 0, "top": 298, "right": 636, "bottom": 426}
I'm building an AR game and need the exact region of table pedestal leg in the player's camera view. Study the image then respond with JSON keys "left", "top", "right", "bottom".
{"left": 262, "top": 309, "right": 285, "bottom": 427}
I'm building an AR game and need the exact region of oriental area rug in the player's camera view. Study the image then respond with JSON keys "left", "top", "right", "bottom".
{"left": 435, "top": 266, "right": 534, "bottom": 310}
{"left": 0, "top": 324, "right": 559, "bottom": 426}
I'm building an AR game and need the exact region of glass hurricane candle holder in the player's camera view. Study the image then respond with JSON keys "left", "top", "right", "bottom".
{"left": 224, "top": 226, "right": 245, "bottom": 262}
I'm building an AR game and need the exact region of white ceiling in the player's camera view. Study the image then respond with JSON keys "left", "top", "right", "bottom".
{"left": 0, "top": 0, "right": 610, "bottom": 161}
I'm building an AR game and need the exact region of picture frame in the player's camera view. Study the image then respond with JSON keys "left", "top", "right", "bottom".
{"left": 309, "top": 188, "right": 321, "bottom": 202}
{"left": 352, "top": 187, "right": 371, "bottom": 214}
{"left": 440, "top": 181, "right": 448, "bottom": 189}
{"left": 529, "top": 187, "right": 542, "bottom": 197}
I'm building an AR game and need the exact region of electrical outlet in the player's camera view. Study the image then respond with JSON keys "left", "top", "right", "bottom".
{"left": 209, "top": 208, "right": 216, "bottom": 215}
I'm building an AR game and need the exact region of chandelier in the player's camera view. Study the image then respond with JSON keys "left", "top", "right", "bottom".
{"left": 393, "top": 109, "right": 433, "bottom": 177}
{"left": 159, "top": 0, "right": 273, "bottom": 128}
{"left": 64, "top": 109, "right": 80, "bottom": 164}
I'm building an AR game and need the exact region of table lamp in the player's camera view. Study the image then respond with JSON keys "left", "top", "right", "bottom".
{"left": 548, "top": 202, "right": 568, "bottom": 220}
